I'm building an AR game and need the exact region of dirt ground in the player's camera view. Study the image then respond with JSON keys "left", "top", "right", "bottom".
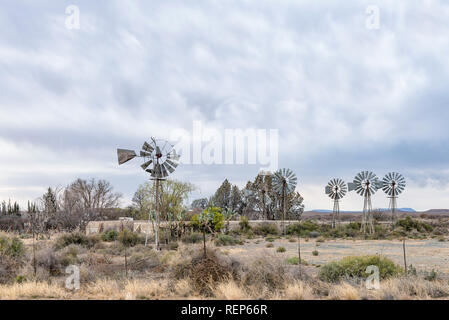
{"left": 222, "top": 237, "right": 449, "bottom": 277}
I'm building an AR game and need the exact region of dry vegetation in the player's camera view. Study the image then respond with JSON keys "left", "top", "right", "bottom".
{"left": 1, "top": 229, "right": 449, "bottom": 300}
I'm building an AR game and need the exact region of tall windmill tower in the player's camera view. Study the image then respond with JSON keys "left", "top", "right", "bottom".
{"left": 381, "top": 172, "right": 406, "bottom": 226}
{"left": 272, "top": 168, "right": 297, "bottom": 235}
{"left": 349, "top": 171, "right": 382, "bottom": 234}
{"left": 117, "top": 137, "right": 180, "bottom": 250}
{"left": 325, "top": 178, "right": 348, "bottom": 228}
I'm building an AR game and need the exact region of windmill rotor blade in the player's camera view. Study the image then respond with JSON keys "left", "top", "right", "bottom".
{"left": 140, "top": 159, "right": 153, "bottom": 170}
{"left": 163, "top": 161, "right": 175, "bottom": 173}
{"left": 140, "top": 151, "right": 152, "bottom": 157}
{"left": 117, "top": 149, "right": 137, "bottom": 165}
{"left": 160, "top": 164, "right": 168, "bottom": 177}
{"left": 142, "top": 141, "right": 154, "bottom": 153}
{"left": 165, "top": 159, "right": 178, "bottom": 168}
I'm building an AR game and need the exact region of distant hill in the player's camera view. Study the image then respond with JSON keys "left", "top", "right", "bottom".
{"left": 309, "top": 208, "right": 416, "bottom": 214}
{"left": 422, "top": 209, "right": 449, "bottom": 214}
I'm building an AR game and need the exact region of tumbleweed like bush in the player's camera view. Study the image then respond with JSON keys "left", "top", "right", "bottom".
{"left": 319, "top": 255, "right": 403, "bottom": 283}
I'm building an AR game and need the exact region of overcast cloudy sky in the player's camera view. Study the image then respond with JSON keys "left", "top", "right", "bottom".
{"left": 1, "top": 0, "right": 448, "bottom": 211}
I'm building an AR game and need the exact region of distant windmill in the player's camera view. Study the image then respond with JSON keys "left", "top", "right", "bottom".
{"left": 117, "top": 137, "right": 180, "bottom": 249}
{"left": 349, "top": 171, "right": 382, "bottom": 234}
{"left": 325, "top": 178, "right": 348, "bottom": 229}
{"left": 272, "top": 168, "right": 297, "bottom": 235}
{"left": 243, "top": 171, "right": 273, "bottom": 220}
{"left": 381, "top": 172, "right": 406, "bottom": 226}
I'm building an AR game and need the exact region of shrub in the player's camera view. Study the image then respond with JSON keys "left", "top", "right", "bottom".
{"left": 396, "top": 216, "right": 433, "bottom": 233}
{"left": 265, "top": 237, "right": 275, "bottom": 242}
{"left": 312, "top": 250, "right": 319, "bottom": 256}
{"left": 191, "top": 207, "right": 225, "bottom": 233}
{"left": 286, "top": 220, "right": 320, "bottom": 236}
{"left": 253, "top": 223, "right": 279, "bottom": 236}
{"left": 286, "top": 257, "right": 308, "bottom": 265}
{"left": 168, "top": 241, "right": 179, "bottom": 251}
{"left": 319, "top": 255, "right": 403, "bottom": 283}
{"left": 0, "top": 235, "right": 24, "bottom": 258}
{"left": 55, "top": 232, "right": 99, "bottom": 249}
{"left": 101, "top": 230, "right": 118, "bottom": 242}
{"left": 181, "top": 232, "right": 203, "bottom": 244}
{"left": 118, "top": 229, "right": 144, "bottom": 247}
{"left": 265, "top": 243, "right": 274, "bottom": 248}
{"left": 239, "top": 216, "right": 251, "bottom": 232}
{"left": 0, "top": 234, "right": 25, "bottom": 283}
{"left": 215, "top": 234, "right": 242, "bottom": 246}
{"left": 276, "top": 246, "right": 286, "bottom": 253}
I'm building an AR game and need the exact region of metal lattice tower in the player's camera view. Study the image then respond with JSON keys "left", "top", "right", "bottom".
{"left": 325, "top": 178, "right": 348, "bottom": 228}
{"left": 117, "top": 137, "right": 180, "bottom": 249}
{"left": 349, "top": 171, "right": 382, "bottom": 234}
{"left": 381, "top": 172, "right": 406, "bottom": 226}
{"left": 272, "top": 168, "right": 297, "bottom": 235}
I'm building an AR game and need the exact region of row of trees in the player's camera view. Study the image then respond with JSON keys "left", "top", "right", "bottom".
{"left": 0, "top": 200, "right": 20, "bottom": 215}
{"left": 191, "top": 173, "right": 305, "bottom": 221}
{"left": 0, "top": 178, "right": 123, "bottom": 234}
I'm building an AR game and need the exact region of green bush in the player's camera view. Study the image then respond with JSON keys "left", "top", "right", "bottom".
{"left": 0, "top": 235, "right": 24, "bottom": 258}
{"left": 214, "top": 234, "right": 243, "bottom": 246}
{"left": 312, "top": 250, "right": 319, "bottom": 256}
{"left": 0, "top": 234, "right": 25, "bottom": 283}
{"left": 286, "top": 257, "right": 308, "bottom": 265}
{"left": 55, "top": 232, "right": 100, "bottom": 249}
{"left": 118, "top": 229, "right": 144, "bottom": 247}
{"left": 191, "top": 207, "right": 225, "bottom": 233}
{"left": 396, "top": 216, "right": 433, "bottom": 233}
{"left": 265, "top": 237, "right": 275, "bottom": 242}
{"left": 286, "top": 220, "right": 320, "bottom": 236}
{"left": 181, "top": 232, "right": 203, "bottom": 244}
{"left": 253, "top": 223, "right": 280, "bottom": 236}
{"left": 276, "top": 246, "right": 286, "bottom": 253}
{"left": 319, "top": 255, "right": 403, "bottom": 283}
{"left": 101, "top": 230, "right": 118, "bottom": 242}
{"left": 239, "top": 216, "right": 251, "bottom": 232}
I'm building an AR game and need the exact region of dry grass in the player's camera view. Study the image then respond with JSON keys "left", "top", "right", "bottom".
{"left": 283, "top": 280, "right": 314, "bottom": 300}
{"left": 0, "top": 281, "right": 70, "bottom": 300}
{"left": 212, "top": 280, "right": 249, "bottom": 299}
{"left": 0, "top": 276, "right": 448, "bottom": 300}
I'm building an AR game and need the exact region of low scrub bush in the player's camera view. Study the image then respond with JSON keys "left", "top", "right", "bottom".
{"left": 101, "top": 230, "right": 118, "bottom": 242}
{"left": 276, "top": 246, "right": 286, "bottom": 253}
{"left": 286, "top": 220, "right": 320, "bottom": 237}
{"left": 286, "top": 257, "right": 308, "bottom": 265}
{"left": 215, "top": 234, "right": 242, "bottom": 246}
{"left": 396, "top": 216, "right": 433, "bottom": 233}
{"left": 253, "top": 223, "right": 279, "bottom": 236}
{"left": 312, "top": 250, "right": 319, "bottom": 256}
{"left": 239, "top": 216, "right": 251, "bottom": 232}
{"left": 118, "top": 229, "right": 145, "bottom": 247}
{"left": 319, "top": 255, "right": 403, "bottom": 283}
{"left": 181, "top": 232, "right": 203, "bottom": 244}
{"left": 55, "top": 232, "right": 100, "bottom": 249}
{"left": 0, "top": 234, "right": 25, "bottom": 283}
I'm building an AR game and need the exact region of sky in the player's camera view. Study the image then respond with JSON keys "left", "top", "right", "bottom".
{"left": 0, "top": 0, "right": 448, "bottom": 211}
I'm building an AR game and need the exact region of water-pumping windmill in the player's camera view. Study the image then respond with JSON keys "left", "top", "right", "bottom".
{"left": 272, "top": 168, "right": 297, "bottom": 235}
{"left": 325, "top": 178, "right": 348, "bottom": 228}
{"left": 349, "top": 171, "right": 382, "bottom": 234}
{"left": 117, "top": 138, "right": 180, "bottom": 249}
{"left": 381, "top": 172, "right": 406, "bottom": 226}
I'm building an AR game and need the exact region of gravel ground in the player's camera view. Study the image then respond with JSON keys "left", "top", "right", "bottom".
{"left": 222, "top": 237, "right": 449, "bottom": 277}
